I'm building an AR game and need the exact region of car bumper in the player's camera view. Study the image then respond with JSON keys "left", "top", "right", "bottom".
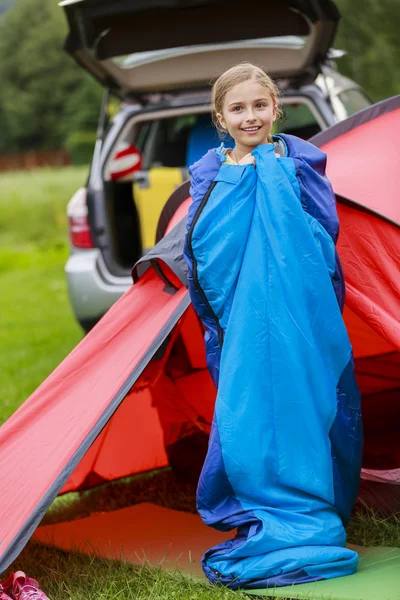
{"left": 65, "top": 249, "right": 131, "bottom": 325}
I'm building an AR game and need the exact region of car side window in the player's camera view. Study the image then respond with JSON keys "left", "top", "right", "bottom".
{"left": 135, "top": 120, "right": 152, "bottom": 153}
{"left": 336, "top": 89, "right": 372, "bottom": 117}
{"left": 274, "top": 102, "right": 321, "bottom": 139}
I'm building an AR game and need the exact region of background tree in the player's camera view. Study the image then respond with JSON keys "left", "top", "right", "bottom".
{"left": 0, "top": 0, "right": 102, "bottom": 154}
{"left": 0, "top": 0, "right": 14, "bottom": 16}
{"left": 335, "top": 0, "right": 400, "bottom": 101}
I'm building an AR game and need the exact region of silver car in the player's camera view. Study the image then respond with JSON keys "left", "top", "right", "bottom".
{"left": 61, "top": 0, "right": 371, "bottom": 331}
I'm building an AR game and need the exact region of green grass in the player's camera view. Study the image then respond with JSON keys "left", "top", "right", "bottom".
{"left": 0, "top": 166, "right": 87, "bottom": 249}
{"left": 0, "top": 245, "right": 83, "bottom": 422}
{"left": 10, "top": 544, "right": 253, "bottom": 600}
{"left": 0, "top": 167, "right": 86, "bottom": 423}
{"left": 1, "top": 166, "right": 400, "bottom": 599}
{"left": 347, "top": 507, "right": 400, "bottom": 547}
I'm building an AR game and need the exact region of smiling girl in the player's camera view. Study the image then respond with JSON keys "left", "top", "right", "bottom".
{"left": 212, "top": 62, "right": 280, "bottom": 165}
{"left": 183, "top": 62, "right": 362, "bottom": 591}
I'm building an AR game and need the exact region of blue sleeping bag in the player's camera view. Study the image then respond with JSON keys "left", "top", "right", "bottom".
{"left": 183, "top": 135, "right": 363, "bottom": 590}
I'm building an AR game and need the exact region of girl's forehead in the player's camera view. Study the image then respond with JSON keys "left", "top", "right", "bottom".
{"left": 224, "top": 80, "right": 273, "bottom": 105}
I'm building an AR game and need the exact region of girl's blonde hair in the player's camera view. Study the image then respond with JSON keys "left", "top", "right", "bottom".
{"left": 211, "top": 62, "right": 282, "bottom": 134}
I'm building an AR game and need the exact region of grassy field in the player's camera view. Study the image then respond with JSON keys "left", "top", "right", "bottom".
{"left": 0, "top": 167, "right": 85, "bottom": 423}
{"left": 1, "top": 167, "right": 399, "bottom": 599}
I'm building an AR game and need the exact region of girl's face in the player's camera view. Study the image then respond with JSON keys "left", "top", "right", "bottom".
{"left": 217, "top": 79, "right": 277, "bottom": 155}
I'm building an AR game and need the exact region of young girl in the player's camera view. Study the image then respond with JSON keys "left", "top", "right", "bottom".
{"left": 183, "top": 62, "right": 363, "bottom": 591}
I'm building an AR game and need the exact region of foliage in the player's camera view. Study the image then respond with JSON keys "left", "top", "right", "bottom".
{"left": 65, "top": 130, "right": 97, "bottom": 165}
{"left": 335, "top": 0, "right": 400, "bottom": 101}
{"left": 0, "top": 0, "right": 15, "bottom": 16}
{"left": 0, "top": 0, "right": 102, "bottom": 154}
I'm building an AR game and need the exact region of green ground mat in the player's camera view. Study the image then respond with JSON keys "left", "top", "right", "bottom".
{"left": 34, "top": 504, "right": 400, "bottom": 600}
{"left": 249, "top": 547, "right": 400, "bottom": 599}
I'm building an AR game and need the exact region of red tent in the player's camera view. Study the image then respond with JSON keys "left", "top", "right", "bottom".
{"left": 0, "top": 96, "right": 399, "bottom": 573}
{"left": 313, "top": 100, "right": 400, "bottom": 491}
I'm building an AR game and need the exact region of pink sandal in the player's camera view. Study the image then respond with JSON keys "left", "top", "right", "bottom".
{"left": 0, "top": 573, "right": 14, "bottom": 600}
{"left": 3, "top": 572, "right": 49, "bottom": 600}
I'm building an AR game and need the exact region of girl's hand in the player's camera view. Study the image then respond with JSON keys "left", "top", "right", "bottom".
{"left": 238, "top": 153, "right": 255, "bottom": 166}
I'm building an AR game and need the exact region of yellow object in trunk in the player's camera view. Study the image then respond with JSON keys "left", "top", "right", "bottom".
{"left": 133, "top": 167, "right": 185, "bottom": 252}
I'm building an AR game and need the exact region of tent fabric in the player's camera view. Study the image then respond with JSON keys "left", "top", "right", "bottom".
{"left": 311, "top": 95, "right": 400, "bottom": 225}
{"left": 183, "top": 141, "right": 362, "bottom": 588}
{"left": 311, "top": 96, "right": 400, "bottom": 482}
{"left": 0, "top": 267, "right": 190, "bottom": 572}
{"left": 0, "top": 96, "right": 399, "bottom": 575}
{"left": 133, "top": 215, "right": 188, "bottom": 287}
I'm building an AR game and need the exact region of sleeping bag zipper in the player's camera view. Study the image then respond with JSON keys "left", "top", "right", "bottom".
{"left": 187, "top": 181, "right": 224, "bottom": 348}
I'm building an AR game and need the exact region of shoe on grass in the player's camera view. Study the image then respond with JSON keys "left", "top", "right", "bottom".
{"left": 11, "top": 572, "right": 49, "bottom": 600}
{"left": 0, "top": 572, "right": 14, "bottom": 600}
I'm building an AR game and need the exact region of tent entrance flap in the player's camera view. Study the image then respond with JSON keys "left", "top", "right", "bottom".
{"left": 62, "top": 303, "right": 215, "bottom": 493}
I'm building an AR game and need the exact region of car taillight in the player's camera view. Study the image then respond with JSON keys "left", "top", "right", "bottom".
{"left": 67, "top": 187, "right": 94, "bottom": 249}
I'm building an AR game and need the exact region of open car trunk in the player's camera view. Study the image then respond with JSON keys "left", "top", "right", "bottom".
{"left": 60, "top": 0, "right": 340, "bottom": 98}
{"left": 98, "top": 95, "right": 328, "bottom": 277}
{"left": 61, "top": 0, "right": 341, "bottom": 280}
